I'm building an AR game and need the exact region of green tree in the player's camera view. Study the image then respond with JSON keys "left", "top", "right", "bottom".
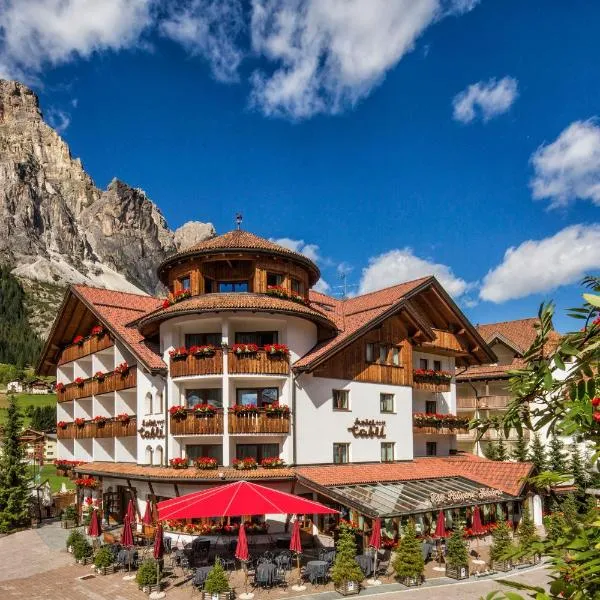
{"left": 516, "top": 507, "right": 539, "bottom": 560}
{"left": 511, "top": 433, "right": 529, "bottom": 462}
{"left": 568, "top": 442, "right": 588, "bottom": 503}
{"left": 489, "top": 515, "right": 514, "bottom": 564}
{"left": 331, "top": 524, "right": 364, "bottom": 586}
{"left": 445, "top": 525, "right": 469, "bottom": 568}
{"left": 561, "top": 494, "right": 580, "bottom": 529}
{"left": 527, "top": 433, "right": 547, "bottom": 472}
{"left": 392, "top": 521, "right": 424, "bottom": 583}
{"left": 496, "top": 435, "right": 508, "bottom": 461}
{"left": 547, "top": 436, "right": 567, "bottom": 473}
{"left": 30, "top": 406, "right": 55, "bottom": 432}
{"left": 483, "top": 441, "right": 499, "bottom": 461}
{"left": 0, "top": 397, "right": 31, "bottom": 532}
{"left": 204, "top": 557, "right": 230, "bottom": 593}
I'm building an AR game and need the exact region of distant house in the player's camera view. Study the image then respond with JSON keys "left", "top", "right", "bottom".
{"left": 6, "top": 379, "right": 24, "bottom": 393}
{"left": 28, "top": 379, "right": 52, "bottom": 395}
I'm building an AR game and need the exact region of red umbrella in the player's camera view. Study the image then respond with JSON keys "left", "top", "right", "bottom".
{"left": 471, "top": 505, "right": 485, "bottom": 536}
{"left": 142, "top": 500, "right": 153, "bottom": 526}
{"left": 126, "top": 498, "right": 136, "bottom": 524}
{"left": 235, "top": 523, "right": 249, "bottom": 561}
{"left": 121, "top": 515, "right": 134, "bottom": 547}
{"left": 368, "top": 518, "right": 381, "bottom": 549}
{"left": 153, "top": 522, "right": 164, "bottom": 560}
{"left": 289, "top": 519, "right": 302, "bottom": 554}
{"left": 88, "top": 509, "right": 102, "bottom": 538}
{"left": 434, "top": 510, "right": 446, "bottom": 538}
{"left": 158, "top": 480, "right": 338, "bottom": 520}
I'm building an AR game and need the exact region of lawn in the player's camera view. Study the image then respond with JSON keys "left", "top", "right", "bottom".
{"left": 29, "top": 464, "right": 75, "bottom": 493}
{"left": 0, "top": 392, "right": 57, "bottom": 426}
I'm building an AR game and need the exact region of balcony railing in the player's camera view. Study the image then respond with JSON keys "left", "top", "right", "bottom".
{"left": 170, "top": 350, "right": 223, "bottom": 378}
{"left": 412, "top": 413, "right": 469, "bottom": 435}
{"left": 457, "top": 395, "right": 512, "bottom": 411}
{"left": 456, "top": 428, "right": 530, "bottom": 442}
{"left": 58, "top": 334, "right": 113, "bottom": 365}
{"left": 228, "top": 350, "right": 290, "bottom": 376}
{"left": 413, "top": 379, "right": 451, "bottom": 393}
{"left": 57, "top": 417, "right": 137, "bottom": 439}
{"left": 170, "top": 410, "right": 224, "bottom": 435}
{"left": 57, "top": 366, "right": 137, "bottom": 402}
{"left": 228, "top": 410, "right": 290, "bottom": 434}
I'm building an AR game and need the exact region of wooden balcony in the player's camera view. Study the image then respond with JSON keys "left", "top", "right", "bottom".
{"left": 456, "top": 428, "right": 530, "bottom": 442}
{"left": 457, "top": 395, "right": 511, "bottom": 411}
{"left": 413, "top": 424, "right": 469, "bottom": 435}
{"left": 412, "top": 414, "right": 469, "bottom": 435}
{"left": 170, "top": 350, "right": 223, "bottom": 378}
{"left": 170, "top": 410, "right": 224, "bottom": 435}
{"left": 57, "top": 417, "right": 137, "bottom": 439}
{"left": 413, "top": 379, "right": 451, "bottom": 393}
{"left": 58, "top": 334, "right": 113, "bottom": 365}
{"left": 228, "top": 350, "right": 290, "bottom": 376}
{"left": 417, "top": 329, "right": 466, "bottom": 355}
{"left": 228, "top": 410, "right": 290, "bottom": 434}
{"left": 57, "top": 366, "right": 137, "bottom": 402}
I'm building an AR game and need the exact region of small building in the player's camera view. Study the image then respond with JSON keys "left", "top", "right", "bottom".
{"left": 6, "top": 379, "right": 24, "bottom": 393}
{"left": 28, "top": 379, "right": 53, "bottom": 394}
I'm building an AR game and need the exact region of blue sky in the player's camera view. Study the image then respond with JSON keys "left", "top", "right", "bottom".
{"left": 1, "top": 0, "right": 599, "bottom": 332}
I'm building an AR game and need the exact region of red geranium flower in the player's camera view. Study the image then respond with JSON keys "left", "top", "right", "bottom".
{"left": 592, "top": 397, "right": 600, "bottom": 407}
{"left": 72, "top": 335, "right": 84, "bottom": 345}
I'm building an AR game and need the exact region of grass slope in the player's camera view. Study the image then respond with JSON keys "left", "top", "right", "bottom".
{"left": 0, "top": 392, "right": 57, "bottom": 426}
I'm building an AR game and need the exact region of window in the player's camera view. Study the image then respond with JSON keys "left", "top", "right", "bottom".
{"left": 145, "top": 446, "right": 153, "bottom": 464}
{"left": 381, "top": 442, "right": 394, "bottom": 462}
{"left": 179, "top": 275, "right": 191, "bottom": 291}
{"left": 419, "top": 358, "right": 429, "bottom": 370}
{"left": 426, "top": 442, "right": 437, "bottom": 456}
{"left": 155, "top": 446, "right": 163, "bottom": 466}
{"left": 185, "top": 333, "right": 222, "bottom": 347}
{"left": 379, "top": 345, "right": 389, "bottom": 363}
{"left": 290, "top": 278, "right": 304, "bottom": 296}
{"left": 425, "top": 400, "right": 437, "bottom": 414}
{"left": 392, "top": 347, "right": 400, "bottom": 366}
{"left": 267, "top": 272, "right": 284, "bottom": 287}
{"left": 380, "top": 393, "right": 394, "bottom": 413}
{"left": 366, "top": 343, "right": 375, "bottom": 363}
{"left": 186, "top": 444, "right": 223, "bottom": 464}
{"left": 145, "top": 392, "right": 152, "bottom": 415}
{"left": 333, "top": 443, "right": 350, "bottom": 464}
{"left": 218, "top": 281, "right": 248, "bottom": 293}
{"left": 155, "top": 393, "right": 163, "bottom": 414}
{"left": 333, "top": 389, "right": 349, "bottom": 411}
{"left": 235, "top": 331, "right": 278, "bottom": 346}
{"left": 236, "top": 444, "right": 279, "bottom": 462}
{"left": 186, "top": 388, "right": 222, "bottom": 408}
{"left": 236, "top": 387, "right": 278, "bottom": 407}
{"left": 433, "top": 360, "right": 442, "bottom": 371}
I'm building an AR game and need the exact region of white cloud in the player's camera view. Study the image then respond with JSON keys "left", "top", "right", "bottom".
{"left": 271, "top": 237, "right": 321, "bottom": 263}
{"left": 46, "top": 107, "right": 70, "bottom": 133}
{"left": 480, "top": 224, "right": 600, "bottom": 303}
{"left": 530, "top": 119, "right": 600, "bottom": 209}
{"left": 358, "top": 248, "right": 469, "bottom": 297}
{"left": 250, "top": 0, "right": 479, "bottom": 119}
{"left": 159, "top": 0, "right": 245, "bottom": 82}
{"left": 313, "top": 278, "right": 330, "bottom": 294}
{"left": 452, "top": 76, "right": 518, "bottom": 123}
{"left": 0, "top": 0, "right": 154, "bottom": 79}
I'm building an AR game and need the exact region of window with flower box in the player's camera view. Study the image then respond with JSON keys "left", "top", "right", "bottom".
{"left": 434, "top": 359, "right": 442, "bottom": 371}
{"left": 381, "top": 442, "right": 394, "bottom": 462}
{"left": 186, "top": 388, "right": 223, "bottom": 408}
{"left": 332, "top": 389, "right": 349, "bottom": 411}
{"left": 236, "top": 387, "right": 278, "bottom": 407}
{"left": 186, "top": 444, "right": 222, "bottom": 465}
{"left": 333, "top": 443, "right": 350, "bottom": 464}
{"left": 267, "top": 272, "right": 284, "bottom": 287}
{"left": 234, "top": 331, "right": 278, "bottom": 346}
{"left": 291, "top": 277, "right": 304, "bottom": 297}
{"left": 380, "top": 393, "right": 394, "bottom": 413}
{"left": 218, "top": 281, "right": 248, "bottom": 292}
{"left": 185, "top": 332, "right": 222, "bottom": 347}
{"left": 236, "top": 443, "right": 278, "bottom": 462}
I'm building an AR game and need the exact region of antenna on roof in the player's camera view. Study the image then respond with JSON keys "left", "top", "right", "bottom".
{"left": 235, "top": 213, "right": 243, "bottom": 230}
{"left": 333, "top": 272, "right": 358, "bottom": 298}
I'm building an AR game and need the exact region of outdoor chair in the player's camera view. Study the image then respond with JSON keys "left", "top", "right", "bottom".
{"left": 274, "top": 568, "right": 288, "bottom": 589}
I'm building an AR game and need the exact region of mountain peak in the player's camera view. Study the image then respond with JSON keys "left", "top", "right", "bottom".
{"left": 0, "top": 79, "right": 42, "bottom": 124}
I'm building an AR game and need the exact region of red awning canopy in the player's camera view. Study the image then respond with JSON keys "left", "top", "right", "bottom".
{"left": 157, "top": 480, "right": 338, "bottom": 521}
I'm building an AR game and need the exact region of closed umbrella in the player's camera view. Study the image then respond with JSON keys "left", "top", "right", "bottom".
{"left": 236, "top": 523, "right": 252, "bottom": 599}
{"left": 368, "top": 518, "right": 382, "bottom": 584}
{"left": 289, "top": 519, "right": 304, "bottom": 591}
{"left": 153, "top": 522, "right": 164, "bottom": 592}
{"left": 126, "top": 498, "right": 136, "bottom": 524}
{"left": 120, "top": 515, "right": 134, "bottom": 575}
{"left": 88, "top": 508, "right": 102, "bottom": 538}
{"left": 142, "top": 500, "right": 153, "bottom": 526}
{"left": 434, "top": 510, "right": 446, "bottom": 538}
{"left": 471, "top": 506, "right": 485, "bottom": 535}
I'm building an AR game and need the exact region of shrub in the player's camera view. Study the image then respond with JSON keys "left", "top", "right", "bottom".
{"left": 392, "top": 522, "right": 424, "bottom": 581}
{"left": 517, "top": 507, "right": 539, "bottom": 559}
{"left": 66, "top": 528, "right": 85, "bottom": 550}
{"left": 94, "top": 546, "right": 114, "bottom": 569}
{"left": 204, "top": 557, "right": 230, "bottom": 594}
{"left": 446, "top": 526, "right": 469, "bottom": 568}
{"left": 331, "top": 523, "right": 365, "bottom": 586}
{"left": 62, "top": 505, "right": 77, "bottom": 522}
{"left": 136, "top": 559, "right": 158, "bottom": 587}
{"left": 72, "top": 538, "right": 92, "bottom": 561}
{"left": 489, "top": 516, "right": 514, "bottom": 563}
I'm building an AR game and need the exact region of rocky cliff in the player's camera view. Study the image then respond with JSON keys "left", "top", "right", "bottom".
{"left": 0, "top": 79, "right": 215, "bottom": 334}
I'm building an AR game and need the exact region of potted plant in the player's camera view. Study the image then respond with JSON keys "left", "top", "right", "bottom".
{"left": 489, "top": 515, "right": 514, "bottom": 572}
{"left": 74, "top": 377, "right": 85, "bottom": 387}
{"left": 62, "top": 505, "right": 78, "bottom": 529}
{"left": 392, "top": 522, "right": 424, "bottom": 587}
{"left": 169, "top": 405, "right": 187, "bottom": 420}
{"left": 73, "top": 537, "right": 93, "bottom": 564}
{"left": 260, "top": 457, "right": 285, "bottom": 468}
{"left": 117, "top": 413, "right": 131, "bottom": 424}
{"left": 516, "top": 507, "right": 541, "bottom": 565}
{"left": 193, "top": 403, "right": 217, "bottom": 416}
{"left": 94, "top": 545, "right": 115, "bottom": 575}
{"left": 114, "top": 362, "right": 129, "bottom": 376}
{"left": 66, "top": 528, "right": 85, "bottom": 551}
{"left": 137, "top": 559, "right": 161, "bottom": 594}
{"left": 202, "top": 557, "right": 232, "bottom": 600}
{"left": 169, "top": 346, "right": 188, "bottom": 360}
{"left": 75, "top": 417, "right": 86, "bottom": 428}
{"left": 332, "top": 523, "right": 364, "bottom": 595}
{"left": 195, "top": 457, "right": 218, "bottom": 470}
{"left": 189, "top": 345, "right": 216, "bottom": 357}
{"left": 93, "top": 371, "right": 106, "bottom": 382}
{"left": 264, "top": 402, "right": 290, "bottom": 416}
{"left": 445, "top": 526, "right": 469, "bottom": 580}
{"left": 169, "top": 457, "right": 188, "bottom": 469}
{"left": 93, "top": 415, "right": 108, "bottom": 427}
{"left": 232, "top": 457, "right": 258, "bottom": 470}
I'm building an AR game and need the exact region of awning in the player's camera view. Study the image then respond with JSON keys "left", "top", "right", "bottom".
{"left": 298, "top": 476, "right": 517, "bottom": 518}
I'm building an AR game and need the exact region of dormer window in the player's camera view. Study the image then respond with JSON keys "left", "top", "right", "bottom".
{"left": 179, "top": 275, "right": 191, "bottom": 291}
{"left": 267, "top": 273, "right": 284, "bottom": 287}
{"left": 218, "top": 281, "right": 248, "bottom": 293}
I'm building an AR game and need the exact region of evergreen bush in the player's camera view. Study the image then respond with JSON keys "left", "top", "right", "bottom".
{"left": 548, "top": 435, "right": 567, "bottom": 473}
{"left": 561, "top": 493, "right": 580, "bottom": 529}
{"left": 528, "top": 434, "right": 547, "bottom": 472}
{"left": 94, "top": 546, "right": 114, "bottom": 569}
{"left": 66, "top": 528, "right": 85, "bottom": 550}
{"left": 331, "top": 524, "right": 364, "bottom": 586}
{"left": 72, "top": 538, "right": 92, "bottom": 561}
{"left": 136, "top": 559, "right": 158, "bottom": 587}
{"left": 543, "top": 512, "right": 567, "bottom": 542}
{"left": 489, "top": 516, "right": 514, "bottom": 563}
{"left": 445, "top": 526, "right": 469, "bottom": 568}
{"left": 204, "top": 557, "right": 230, "bottom": 594}
{"left": 516, "top": 507, "right": 539, "bottom": 560}
{"left": 62, "top": 505, "right": 77, "bottom": 523}
{"left": 392, "top": 522, "right": 424, "bottom": 583}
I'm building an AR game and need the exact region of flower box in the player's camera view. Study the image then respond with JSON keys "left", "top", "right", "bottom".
{"left": 117, "top": 413, "right": 131, "bottom": 424}
{"left": 162, "top": 289, "right": 191, "bottom": 309}
{"left": 169, "top": 405, "right": 187, "bottom": 419}
{"left": 261, "top": 457, "right": 285, "bottom": 469}
{"left": 140, "top": 583, "right": 164, "bottom": 595}
{"left": 75, "top": 477, "right": 99, "bottom": 489}
{"left": 169, "top": 458, "right": 188, "bottom": 469}
{"left": 114, "top": 362, "right": 129, "bottom": 377}
{"left": 264, "top": 343, "right": 290, "bottom": 356}
{"left": 412, "top": 413, "right": 469, "bottom": 429}
{"left": 57, "top": 421, "right": 68, "bottom": 429}
{"left": 201, "top": 591, "right": 233, "bottom": 600}
{"left": 445, "top": 564, "right": 469, "bottom": 580}
{"left": 79, "top": 555, "right": 95, "bottom": 565}
{"left": 96, "top": 565, "right": 116, "bottom": 575}
{"left": 74, "top": 377, "right": 85, "bottom": 387}
{"left": 195, "top": 457, "right": 218, "bottom": 470}
{"left": 193, "top": 403, "right": 217, "bottom": 416}
{"left": 189, "top": 345, "right": 217, "bottom": 357}
{"left": 412, "top": 369, "right": 452, "bottom": 384}
{"left": 264, "top": 402, "right": 290, "bottom": 416}
{"left": 73, "top": 335, "right": 85, "bottom": 346}
{"left": 169, "top": 346, "right": 188, "bottom": 360}
{"left": 91, "top": 325, "right": 105, "bottom": 337}
{"left": 56, "top": 382, "right": 65, "bottom": 393}
{"left": 399, "top": 576, "right": 422, "bottom": 587}
{"left": 75, "top": 418, "right": 86, "bottom": 427}
{"left": 231, "top": 404, "right": 259, "bottom": 415}
{"left": 93, "top": 371, "right": 106, "bottom": 382}
{"left": 231, "top": 343, "right": 259, "bottom": 355}
{"left": 232, "top": 457, "right": 258, "bottom": 470}
{"left": 335, "top": 581, "right": 361, "bottom": 596}
{"left": 93, "top": 415, "right": 108, "bottom": 427}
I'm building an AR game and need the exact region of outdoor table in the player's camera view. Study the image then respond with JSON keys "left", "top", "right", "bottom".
{"left": 318, "top": 548, "right": 336, "bottom": 564}
{"left": 275, "top": 553, "right": 292, "bottom": 570}
{"left": 255, "top": 562, "right": 277, "bottom": 587}
{"left": 194, "top": 566, "right": 213, "bottom": 588}
{"left": 305, "top": 560, "right": 329, "bottom": 584}
{"left": 355, "top": 554, "right": 373, "bottom": 577}
{"left": 117, "top": 548, "right": 138, "bottom": 567}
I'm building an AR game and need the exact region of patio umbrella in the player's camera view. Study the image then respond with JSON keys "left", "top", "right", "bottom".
{"left": 368, "top": 518, "right": 382, "bottom": 584}
{"left": 142, "top": 500, "right": 153, "bottom": 526}
{"left": 471, "top": 505, "right": 485, "bottom": 535}
{"left": 126, "top": 498, "right": 136, "bottom": 524}
{"left": 120, "top": 515, "right": 134, "bottom": 574}
{"left": 88, "top": 508, "right": 102, "bottom": 538}
{"left": 289, "top": 519, "right": 303, "bottom": 589}
{"left": 235, "top": 523, "right": 252, "bottom": 599}
{"left": 434, "top": 510, "right": 447, "bottom": 538}
{"left": 158, "top": 480, "right": 338, "bottom": 520}
{"left": 153, "top": 522, "right": 164, "bottom": 592}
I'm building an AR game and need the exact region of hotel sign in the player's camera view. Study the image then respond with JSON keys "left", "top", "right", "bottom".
{"left": 138, "top": 418, "right": 165, "bottom": 439}
{"left": 348, "top": 418, "right": 386, "bottom": 439}
{"left": 430, "top": 488, "right": 504, "bottom": 505}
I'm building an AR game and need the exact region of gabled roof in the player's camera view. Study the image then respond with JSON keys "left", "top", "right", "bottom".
{"left": 295, "top": 276, "right": 496, "bottom": 370}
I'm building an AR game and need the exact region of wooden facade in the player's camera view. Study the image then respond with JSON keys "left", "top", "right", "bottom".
{"left": 57, "top": 418, "right": 137, "bottom": 439}
{"left": 228, "top": 411, "right": 290, "bottom": 434}
{"left": 228, "top": 350, "right": 290, "bottom": 376}
{"left": 413, "top": 380, "right": 451, "bottom": 393}
{"left": 170, "top": 351, "right": 224, "bottom": 377}
{"left": 58, "top": 334, "right": 113, "bottom": 365}
{"left": 412, "top": 424, "right": 469, "bottom": 435}
{"left": 417, "top": 329, "right": 467, "bottom": 355}
{"left": 457, "top": 395, "right": 511, "bottom": 411}
{"left": 312, "top": 314, "right": 413, "bottom": 385}
{"left": 170, "top": 410, "right": 224, "bottom": 435}
{"left": 57, "top": 366, "right": 137, "bottom": 402}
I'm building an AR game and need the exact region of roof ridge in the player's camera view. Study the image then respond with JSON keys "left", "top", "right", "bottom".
{"left": 343, "top": 276, "right": 432, "bottom": 303}
{"left": 73, "top": 283, "right": 155, "bottom": 300}
{"left": 478, "top": 317, "right": 540, "bottom": 328}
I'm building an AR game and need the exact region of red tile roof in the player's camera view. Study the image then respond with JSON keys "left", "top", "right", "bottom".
{"left": 73, "top": 285, "right": 167, "bottom": 372}
{"left": 296, "top": 456, "right": 532, "bottom": 496}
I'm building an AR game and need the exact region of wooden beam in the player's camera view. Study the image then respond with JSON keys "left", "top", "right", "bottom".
{"left": 126, "top": 478, "right": 142, "bottom": 519}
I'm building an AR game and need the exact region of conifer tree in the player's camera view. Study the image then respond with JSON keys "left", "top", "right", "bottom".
{"left": 511, "top": 433, "right": 528, "bottom": 462}
{"left": 445, "top": 525, "right": 469, "bottom": 568}
{"left": 489, "top": 515, "right": 514, "bottom": 563}
{"left": 483, "top": 441, "right": 499, "bottom": 461}
{"left": 569, "top": 442, "right": 588, "bottom": 501}
{"left": 204, "top": 557, "right": 230, "bottom": 593}
{"left": 548, "top": 435, "right": 567, "bottom": 473}
{"left": 331, "top": 524, "right": 364, "bottom": 586}
{"left": 392, "top": 521, "right": 424, "bottom": 583}
{"left": 527, "top": 433, "right": 547, "bottom": 472}
{"left": 516, "top": 507, "right": 539, "bottom": 559}
{"left": 496, "top": 435, "right": 508, "bottom": 461}
{"left": 0, "top": 397, "right": 31, "bottom": 532}
{"left": 561, "top": 493, "right": 580, "bottom": 530}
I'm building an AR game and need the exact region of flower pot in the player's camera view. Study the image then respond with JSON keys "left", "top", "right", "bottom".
{"left": 399, "top": 576, "right": 422, "bottom": 587}
{"left": 445, "top": 564, "right": 469, "bottom": 580}
{"left": 78, "top": 556, "right": 94, "bottom": 565}
{"left": 141, "top": 583, "right": 164, "bottom": 594}
{"left": 96, "top": 565, "right": 116, "bottom": 575}
{"left": 335, "top": 581, "right": 361, "bottom": 596}
{"left": 491, "top": 560, "right": 512, "bottom": 572}
{"left": 201, "top": 592, "right": 232, "bottom": 600}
